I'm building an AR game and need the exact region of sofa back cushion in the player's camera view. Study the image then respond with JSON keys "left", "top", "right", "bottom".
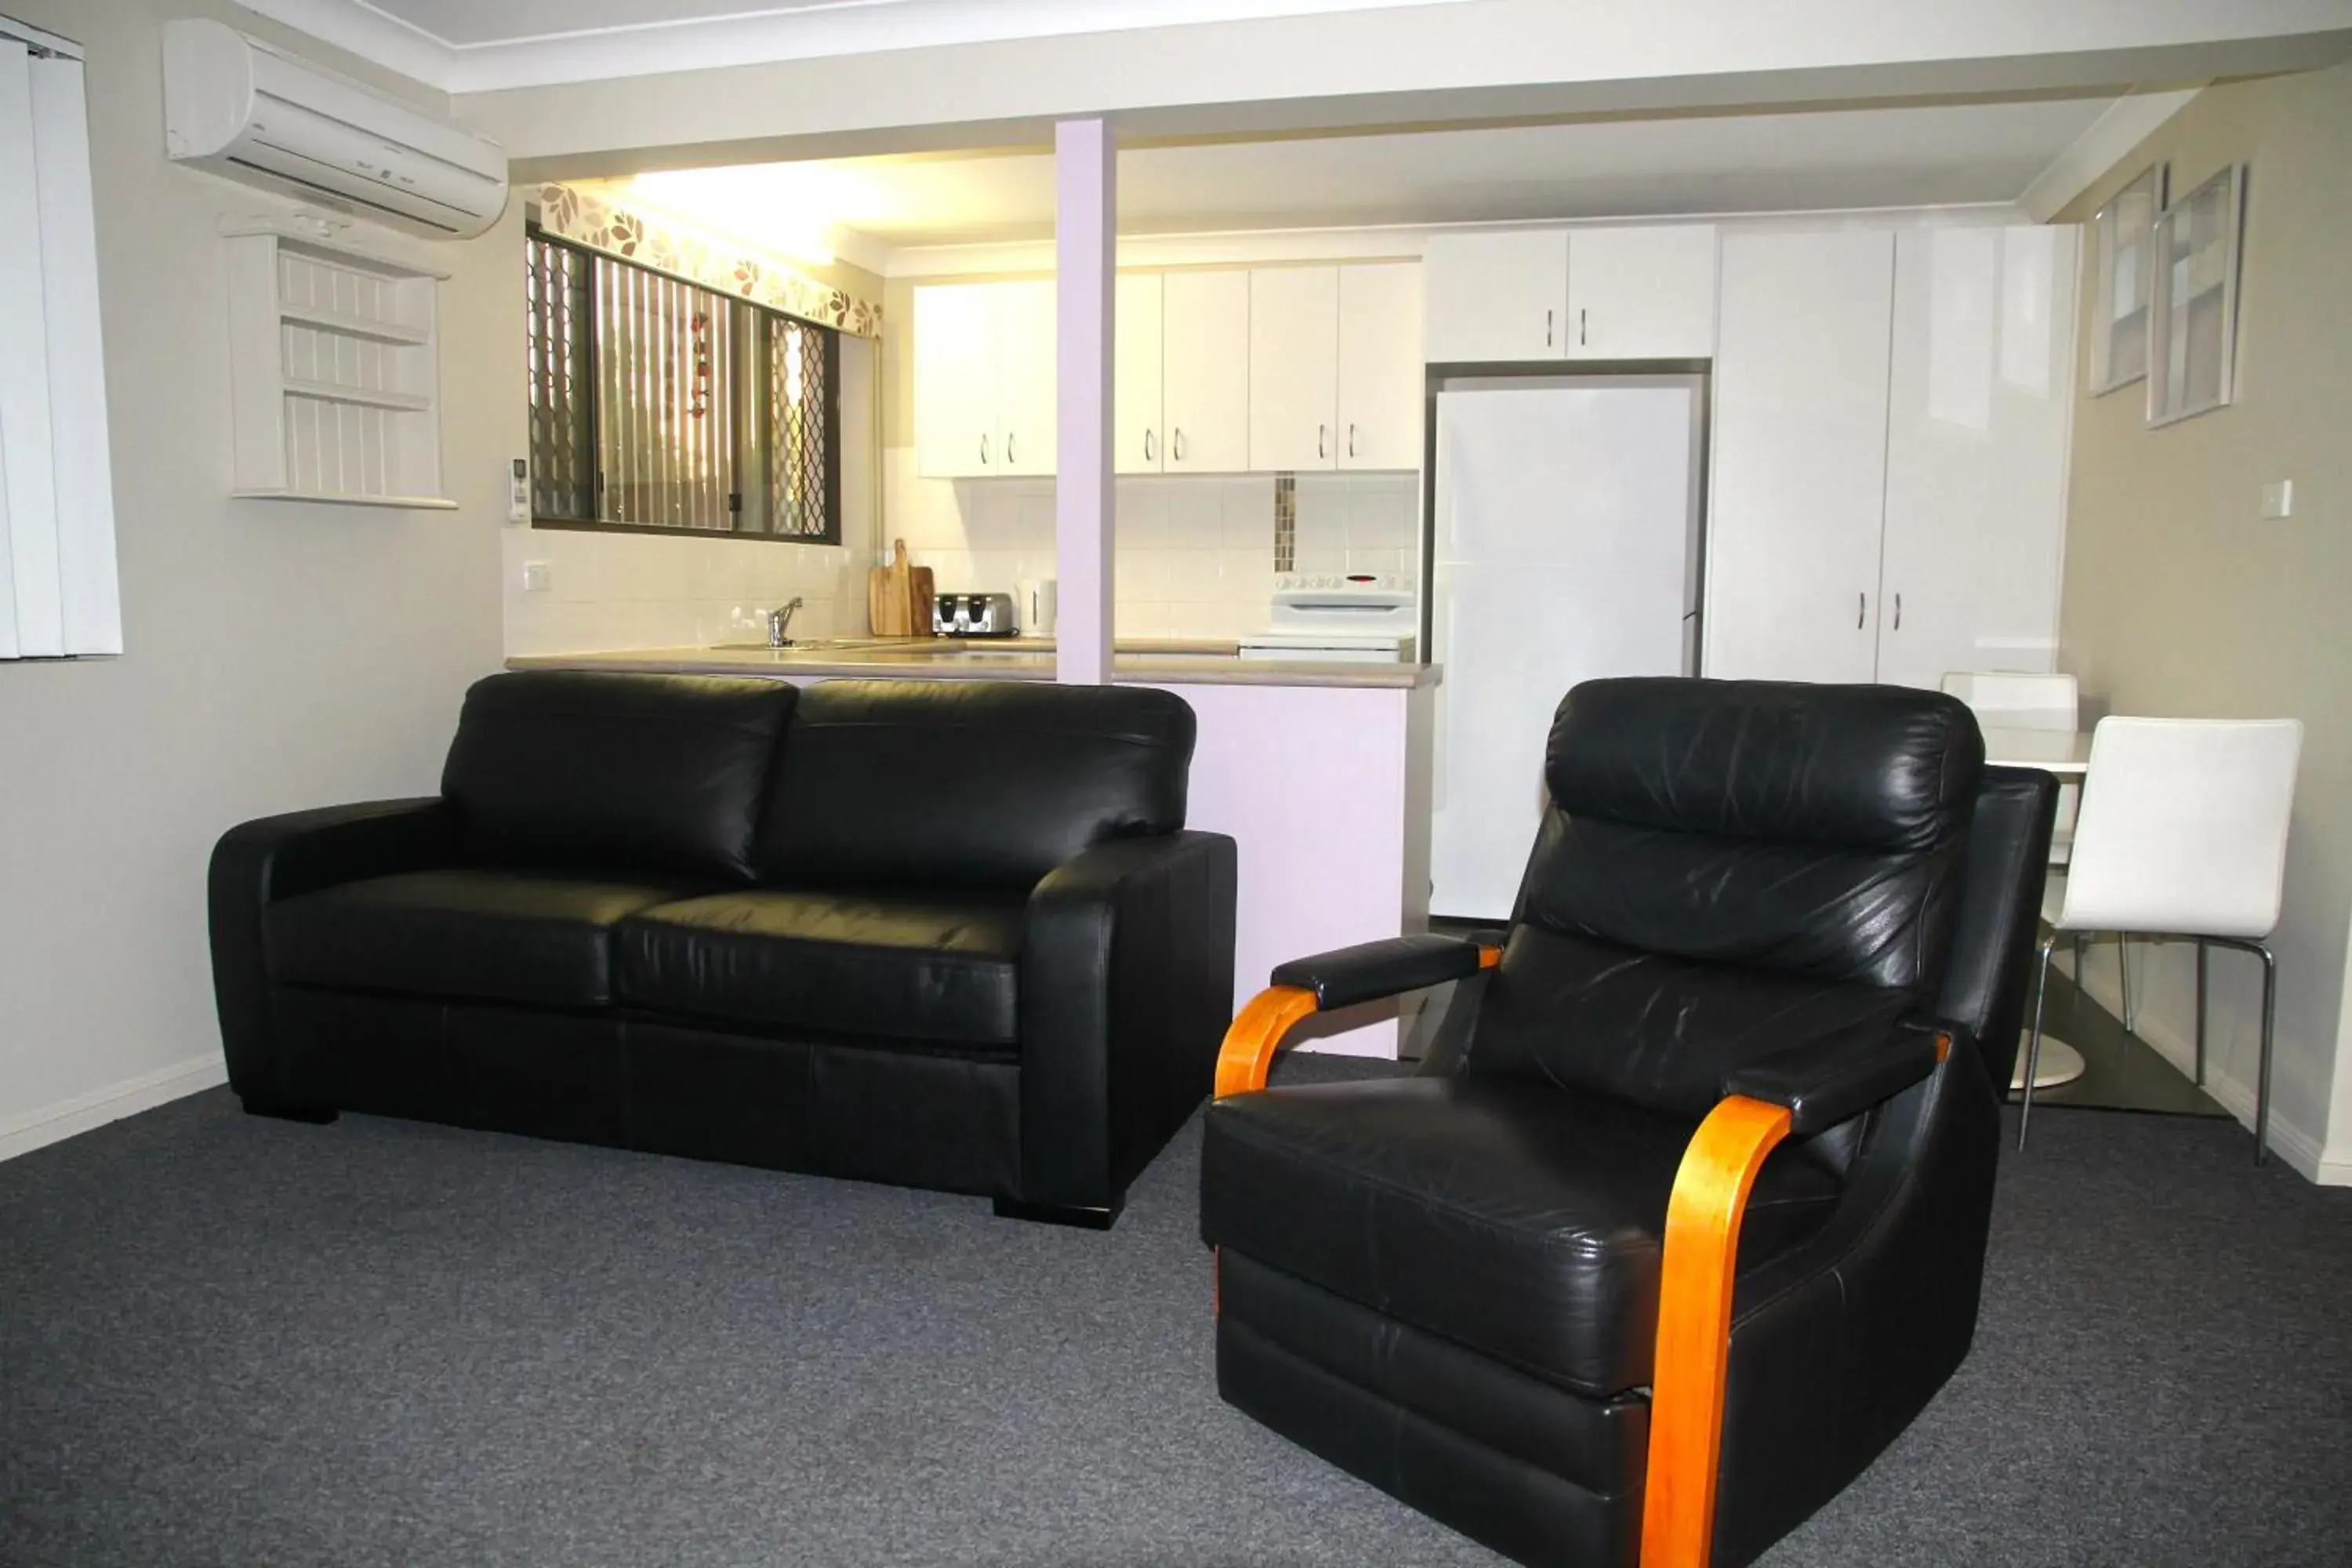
{"left": 441, "top": 671, "right": 798, "bottom": 881}
{"left": 756, "top": 680, "right": 1195, "bottom": 889}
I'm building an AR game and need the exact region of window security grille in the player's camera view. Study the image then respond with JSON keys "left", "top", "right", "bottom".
{"left": 524, "top": 230, "right": 839, "bottom": 544}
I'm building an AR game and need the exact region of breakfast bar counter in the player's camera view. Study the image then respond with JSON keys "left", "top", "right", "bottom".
{"left": 506, "top": 637, "right": 1439, "bottom": 691}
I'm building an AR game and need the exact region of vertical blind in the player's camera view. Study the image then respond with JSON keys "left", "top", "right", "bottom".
{"left": 526, "top": 231, "right": 838, "bottom": 543}
{"left": 0, "top": 16, "right": 119, "bottom": 659}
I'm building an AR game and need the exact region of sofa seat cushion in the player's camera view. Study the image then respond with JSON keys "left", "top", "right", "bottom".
{"left": 617, "top": 891, "right": 1026, "bottom": 1047}
{"left": 1200, "top": 1076, "right": 1842, "bottom": 1399}
{"left": 265, "top": 869, "right": 700, "bottom": 1008}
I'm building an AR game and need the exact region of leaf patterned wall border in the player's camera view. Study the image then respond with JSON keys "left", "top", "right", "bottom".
{"left": 534, "top": 183, "right": 883, "bottom": 339}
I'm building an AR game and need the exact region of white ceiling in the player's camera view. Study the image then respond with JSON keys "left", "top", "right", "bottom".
{"left": 247, "top": 0, "right": 1474, "bottom": 88}
{"left": 359, "top": 0, "right": 876, "bottom": 47}
{"left": 606, "top": 95, "right": 2120, "bottom": 265}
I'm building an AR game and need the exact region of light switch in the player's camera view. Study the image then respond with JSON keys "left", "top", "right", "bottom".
{"left": 2261, "top": 481, "right": 2294, "bottom": 520}
{"left": 521, "top": 561, "right": 553, "bottom": 593}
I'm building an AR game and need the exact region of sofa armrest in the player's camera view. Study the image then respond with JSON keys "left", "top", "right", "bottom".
{"left": 1218, "top": 935, "right": 1502, "bottom": 1098}
{"left": 1719, "top": 1021, "right": 1955, "bottom": 1137}
{"left": 1019, "top": 830, "right": 1238, "bottom": 1214}
{"left": 208, "top": 798, "right": 460, "bottom": 1105}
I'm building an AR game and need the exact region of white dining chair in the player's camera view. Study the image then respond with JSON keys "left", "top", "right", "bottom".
{"left": 2016, "top": 716, "right": 2304, "bottom": 1163}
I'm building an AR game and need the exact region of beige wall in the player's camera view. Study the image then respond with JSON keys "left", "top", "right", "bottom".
{"left": 0, "top": 0, "right": 515, "bottom": 1155}
{"left": 2055, "top": 61, "right": 2352, "bottom": 1179}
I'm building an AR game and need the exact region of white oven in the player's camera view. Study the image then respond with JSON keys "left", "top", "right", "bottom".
{"left": 1239, "top": 574, "right": 1417, "bottom": 662}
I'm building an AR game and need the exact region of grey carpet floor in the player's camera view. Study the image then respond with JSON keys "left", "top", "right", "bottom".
{"left": 3, "top": 1056, "right": 2348, "bottom": 1568}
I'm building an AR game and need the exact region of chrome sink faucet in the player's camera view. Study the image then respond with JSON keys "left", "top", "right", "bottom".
{"left": 766, "top": 597, "right": 804, "bottom": 648}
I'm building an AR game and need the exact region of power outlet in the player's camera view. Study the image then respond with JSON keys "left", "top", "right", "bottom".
{"left": 521, "top": 561, "right": 553, "bottom": 593}
{"left": 507, "top": 458, "right": 531, "bottom": 523}
{"left": 2261, "top": 480, "right": 2295, "bottom": 520}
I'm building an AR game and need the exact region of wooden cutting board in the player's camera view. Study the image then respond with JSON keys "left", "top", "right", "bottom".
{"left": 868, "top": 539, "right": 917, "bottom": 636}
{"left": 907, "top": 566, "right": 935, "bottom": 639}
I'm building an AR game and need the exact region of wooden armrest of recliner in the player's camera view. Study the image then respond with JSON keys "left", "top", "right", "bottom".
{"left": 1213, "top": 935, "right": 1502, "bottom": 1098}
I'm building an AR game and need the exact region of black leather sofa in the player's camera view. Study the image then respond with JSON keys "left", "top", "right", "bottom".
{"left": 209, "top": 671, "right": 1238, "bottom": 1227}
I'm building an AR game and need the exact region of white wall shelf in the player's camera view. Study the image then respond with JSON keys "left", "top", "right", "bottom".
{"left": 275, "top": 303, "right": 432, "bottom": 345}
{"left": 222, "top": 220, "right": 451, "bottom": 509}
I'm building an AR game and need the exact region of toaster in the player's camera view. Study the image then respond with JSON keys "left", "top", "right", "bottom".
{"left": 935, "top": 591, "right": 1020, "bottom": 637}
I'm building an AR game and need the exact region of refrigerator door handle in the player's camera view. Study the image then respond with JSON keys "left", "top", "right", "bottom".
{"left": 1857, "top": 591, "right": 1867, "bottom": 630}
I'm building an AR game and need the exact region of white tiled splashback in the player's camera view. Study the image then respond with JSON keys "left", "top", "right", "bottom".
{"left": 501, "top": 525, "right": 865, "bottom": 656}
{"left": 883, "top": 449, "right": 1421, "bottom": 640}
{"left": 501, "top": 454, "right": 1421, "bottom": 655}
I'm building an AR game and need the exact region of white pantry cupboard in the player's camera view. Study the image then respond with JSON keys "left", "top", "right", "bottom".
{"left": 1703, "top": 223, "right": 2078, "bottom": 688}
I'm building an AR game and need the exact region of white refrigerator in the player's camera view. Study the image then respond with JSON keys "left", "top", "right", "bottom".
{"left": 1429, "top": 376, "right": 1706, "bottom": 920}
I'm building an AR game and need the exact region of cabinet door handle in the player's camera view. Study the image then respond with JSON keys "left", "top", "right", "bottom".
{"left": 1318, "top": 424, "right": 1327, "bottom": 459}
{"left": 980, "top": 434, "right": 989, "bottom": 466}
{"left": 1579, "top": 307, "right": 1588, "bottom": 347}
{"left": 1348, "top": 423, "right": 1358, "bottom": 458}
{"left": 1893, "top": 592, "right": 1902, "bottom": 630}
{"left": 1173, "top": 428, "right": 1186, "bottom": 463}
{"left": 1007, "top": 432, "right": 1018, "bottom": 466}
{"left": 1857, "top": 591, "right": 1867, "bottom": 630}
{"left": 1545, "top": 308, "right": 1554, "bottom": 347}
{"left": 1145, "top": 429, "right": 1156, "bottom": 463}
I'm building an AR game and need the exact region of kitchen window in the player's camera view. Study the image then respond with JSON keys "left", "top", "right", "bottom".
{"left": 525, "top": 229, "right": 839, "bottom": 543}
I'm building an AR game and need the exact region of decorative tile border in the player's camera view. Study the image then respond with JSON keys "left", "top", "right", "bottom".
{"left": 532, "top": 182, "right": 883, "bottom": 339}
{"left": 1273, "top": 472, "right": 1297, "bottom": 572}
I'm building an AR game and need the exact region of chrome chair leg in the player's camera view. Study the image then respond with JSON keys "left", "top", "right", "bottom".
{"left": 2118, "top": 935, "right": 2136, "bottom": 1035}
{"left": 2255, "top": 941, "right": 2276, "bottom": 1167}
{"left": 2193, "top": 938, "right": 2209, "bottom": 1087}
{"left": 2018, "top": 935, "right": 2058, "bottom": 1152}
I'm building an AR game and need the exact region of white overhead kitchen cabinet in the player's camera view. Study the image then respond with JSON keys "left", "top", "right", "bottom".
{"left": 1704, "top": 224, "right": 2078, "bottom": 688}
{"left": 1247, "top": 262, "right": 1425, "bottom": 472}
{"left": 912, "top": 280, "right": 1056, "bottom": 478}
{"left": 1156, "top": 269, "right": 1253, "bottom": 473}
{"left": 1113, "top": 272, "right": 1165, "bottom": 474}
{"left": 1248, "top": 267, "right": 1341, "bottom": 470}
{"left": 920, "top": 262, "right": 1418, "bottom": 478}
{"left": 1424, "top": 225, "right": 1716, "bottom": 363}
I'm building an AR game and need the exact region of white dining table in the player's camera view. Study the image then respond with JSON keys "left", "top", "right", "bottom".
{"left": 1982, "top": 727, "right": 2093, "bottom": 1089}
{"left": 1980, "top": 727, "right": 2092, "bottom": 777}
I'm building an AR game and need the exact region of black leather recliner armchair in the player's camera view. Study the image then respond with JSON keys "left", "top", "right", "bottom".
{"left": 211, "top": 671, "right": 1237, "bottom": 1227}
{"left": 1201, "top": 677, "right": 2056, "bottom": 1566}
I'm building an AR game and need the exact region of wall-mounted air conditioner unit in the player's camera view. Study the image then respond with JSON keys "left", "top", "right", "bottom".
{"left": 162, "top": 19, "right": 507, "bottom": 241}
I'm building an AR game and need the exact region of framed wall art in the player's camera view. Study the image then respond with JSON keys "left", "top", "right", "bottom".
{"left": 2085, "top": 162, "right": 2167, "bottom": 395}
{"left": 2146, "top": 162, "right": 2248, "bottom": 426}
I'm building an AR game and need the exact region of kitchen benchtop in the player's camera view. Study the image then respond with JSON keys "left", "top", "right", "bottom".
{"left": 506, "top": 637, "right": 1440, "bottom": 691}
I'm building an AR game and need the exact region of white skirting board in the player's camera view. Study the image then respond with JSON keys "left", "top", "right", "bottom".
{"left": 0, "top": 1053, "right": 227, "bottom": 1164}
